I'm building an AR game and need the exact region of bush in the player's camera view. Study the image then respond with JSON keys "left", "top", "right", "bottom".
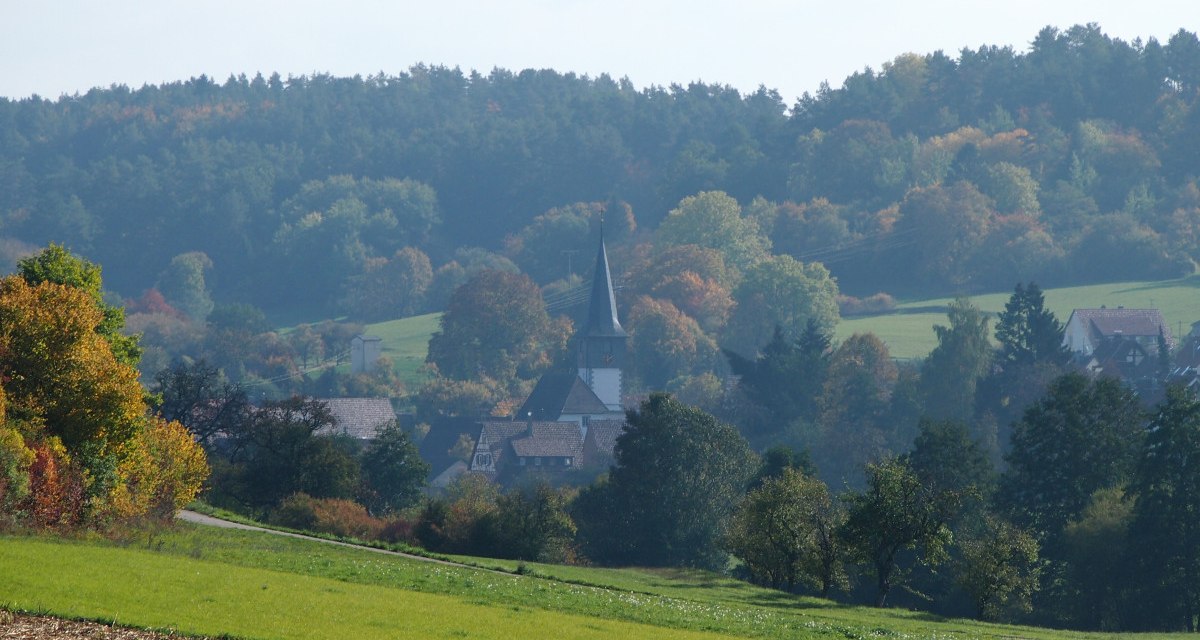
{"left": 838, "top": 292, "right": 896, "bottom": 317}
{"left": 270, "top": 493, "right": 386, "bottom": 540}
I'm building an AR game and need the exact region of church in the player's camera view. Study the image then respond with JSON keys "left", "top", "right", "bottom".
{"left": 422, "top": 235, "right": 629, "bottom": 485}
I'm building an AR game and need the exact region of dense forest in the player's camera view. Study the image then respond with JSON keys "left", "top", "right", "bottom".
{"left": 2, "top": 24, "right": 1199, "bottom": 319}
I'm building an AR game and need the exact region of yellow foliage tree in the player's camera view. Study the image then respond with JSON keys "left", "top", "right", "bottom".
{"left": 0, "top": 268, "right": 209, "bottom": 525}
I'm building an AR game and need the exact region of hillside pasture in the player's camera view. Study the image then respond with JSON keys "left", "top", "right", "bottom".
{"left": 838, "top": 275, "right": 1200, "bottom": 360}
{"left": 365, "top": 312, "right": 441, "bottom": 387}
{"left": 0, "top": 524, "right": 1161, "bottom": 640}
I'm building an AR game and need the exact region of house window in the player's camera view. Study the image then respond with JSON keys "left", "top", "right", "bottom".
{"left": 519, "top": 458, "right": 526, "bottom": 466}
{"left": 535, "top": 457, "right": 542, "bottom": 466}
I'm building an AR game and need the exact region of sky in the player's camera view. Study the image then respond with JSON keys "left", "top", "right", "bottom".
{"left": 1, "top": 1, "right": 1196, "bottom": 104}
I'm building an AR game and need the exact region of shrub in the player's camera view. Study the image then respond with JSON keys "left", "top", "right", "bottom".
{"left": 838, "top": 292, "right": 897, "bottom": 316}
{"left": 270, "top": 493, "right": 386, "bottom": 540}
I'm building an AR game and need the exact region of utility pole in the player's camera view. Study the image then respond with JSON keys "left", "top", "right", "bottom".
{"left": 561, "top": 249, "right": 579, "bottom": 277}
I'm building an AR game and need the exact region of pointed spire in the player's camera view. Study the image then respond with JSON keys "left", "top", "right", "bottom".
{"left": 584, "top": 235, "right": 627, "bottom": 337}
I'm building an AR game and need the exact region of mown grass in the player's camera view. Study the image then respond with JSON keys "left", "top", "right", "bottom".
{"left": 0, "top": 524, "right": 1170, "bottom": 640}
{"left": 0, "top": 534, "right": 723, "bottom": 640}
{"left": 365, "top": 312, "right": 441, "bottom": 388}
{"left": 839, "top": 274, "right": 1200, "bottom": 360}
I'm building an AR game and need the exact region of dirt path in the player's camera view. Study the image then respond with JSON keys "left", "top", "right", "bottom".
{"left": 0, "top": 611, "right": 203, "bottom": 639}
{"left": 175, "top": 510, "right": 494, "bottom": 571}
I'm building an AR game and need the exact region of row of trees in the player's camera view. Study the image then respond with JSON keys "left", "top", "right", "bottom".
{"left": 3, "top": 25, "right": 1199, "bottom": 320}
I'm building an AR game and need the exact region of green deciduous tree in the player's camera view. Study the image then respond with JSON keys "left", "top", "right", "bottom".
{"left": 919, "top": 297, "right": 992, "bottom": 422}
{"left": 156, "top": 251, "right": 214, "bottom": 321}
{"left": 574, "top": 393, "right": 758, "bottom": 569}
{"left": 480, "top": 483, "right": 578, "bottom": 563}
{"left": 657, "top": 191, "right": 770, "bottom": 274}
{"left": 340, "top": 246, "right": 433, "bottom": 321}
{"left": 725, "top": 468, "right": 846, "bottom": 596}
{"left": 998, "top": 373, "right": 1143, "bottom": 538}
{"left": 359, "top": 422, "right": 429, "bottom": 515}
{"left": 841, "top": 457, "right": 963, "bottom": 607}
{"left": 723, "top": 255, "right": 840, "bottom": 358}
{"left": 1129, "top": 386, "right": 1200, "bottom": 631}
{"left": 955, "top": 515, "right": 1041, "bottom": 621}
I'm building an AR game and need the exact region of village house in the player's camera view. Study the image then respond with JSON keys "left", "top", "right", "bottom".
{"left": 1064, "top": 307, "right": 1174, "bottom": 395}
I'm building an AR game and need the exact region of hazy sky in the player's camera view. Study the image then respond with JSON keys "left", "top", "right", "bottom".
{"left": 2, "top": 1, "right": 1195, "bottom": 104}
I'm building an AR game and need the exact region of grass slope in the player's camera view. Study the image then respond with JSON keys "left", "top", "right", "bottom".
{"left": 0, "top": 525, "right": 1162, "bottom": 640}
{"left": 838, "top": 274, "right": 1200, "bottom": 360}
{"left": 365, "top": 312, "right": 441, "bottom": 388}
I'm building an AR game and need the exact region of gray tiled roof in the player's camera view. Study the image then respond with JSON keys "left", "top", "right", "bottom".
{"left": 517, "top": 372, "right": 609, "bottom": 420}
{"left": 316, "top": 397, "right": 396, "bottom": 439}
{"left": 583, "top": 420, "right": 628, "bottom": 458}
{"left": 510, "top": 422, "right": 585, "bottom": 459}
{"left": 1071, "top": 308, "right": 1174, "bottom": 346}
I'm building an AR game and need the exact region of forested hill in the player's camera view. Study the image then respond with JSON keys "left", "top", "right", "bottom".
{"left": 2, "top": 24, "right": 1199, "bottom": 317}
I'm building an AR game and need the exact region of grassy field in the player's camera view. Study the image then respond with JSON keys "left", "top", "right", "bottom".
{"left": 359, "top": 276, "right": 1200, "bottom": 367}
{"left": 0, "top": 524, "right": 1174, "bottom": 640}
{"left": 838, "top": 274, "right": 1200, "bottom": 360}
{"left": 365, "top": 311, "right": 441, "bottom": 388}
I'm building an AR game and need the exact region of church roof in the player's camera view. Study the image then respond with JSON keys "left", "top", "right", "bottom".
{"left": 510, "top": 422, "right": 585, "bottom": 458}
{"left": 518, "top": 372, "right": 610, "bottom": 420}
{"left": 583, "top": 239, "right": 627, "bottom": 338}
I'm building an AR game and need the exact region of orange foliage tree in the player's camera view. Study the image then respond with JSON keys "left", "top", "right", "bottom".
{"left": 0, "top": 246, "right": 209, "bottom": 528}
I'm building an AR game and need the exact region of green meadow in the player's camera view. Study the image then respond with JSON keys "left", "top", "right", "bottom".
{"left": 358, "top": 276, "right": 1200, "bottom": 367}
{"left": 0, "top": 524, "right": 1173, "bottom": 639}
{"left": 839, "top": 275, "right": 1200, "bottom": 360}
{"left": 365, "top": 311, "right": 441, "bottom": 387}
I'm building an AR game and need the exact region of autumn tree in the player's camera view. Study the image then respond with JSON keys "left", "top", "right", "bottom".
{"left": 16, "top": 243, "right": 140, "bottom": 366}
{"left": 340, "top": 246, "right": 434, "bottom": 321}
{"left": 426, "top": 270, "right": 571, "bottom": 384}
{"left": 1, "top": 245, "right": 208, "bottom": 525}
{"left": 626, "top": 296, "right": 718, "bottom": 390}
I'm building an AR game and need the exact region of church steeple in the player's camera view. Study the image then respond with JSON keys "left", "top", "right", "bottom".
{"left": 577, "top": 232, "right": 626, "bottom": 411}
{"left": 583, "top": 238, "right": 627, "bottom": 338}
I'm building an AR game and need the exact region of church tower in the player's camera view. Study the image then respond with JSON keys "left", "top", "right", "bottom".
{"left": 577, "top": 236, "right": 626, "bottom": 411}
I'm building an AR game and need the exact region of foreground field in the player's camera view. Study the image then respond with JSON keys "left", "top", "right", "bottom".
{"left": 0, "top": 524, "right": 1172, "bottom": 640}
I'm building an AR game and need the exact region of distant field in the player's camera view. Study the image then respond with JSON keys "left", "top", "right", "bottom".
{"left": 839, "top": 275, "right": 1200, "bottom": 360}
{"left": 0, "top": 525, "right": 1150, "bottom": 640}
{"left": 294, "top": 276, "right": 1200, "bottom": 374}
{"left": 365, "top": 312, "right": 441, "bottom": 388}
